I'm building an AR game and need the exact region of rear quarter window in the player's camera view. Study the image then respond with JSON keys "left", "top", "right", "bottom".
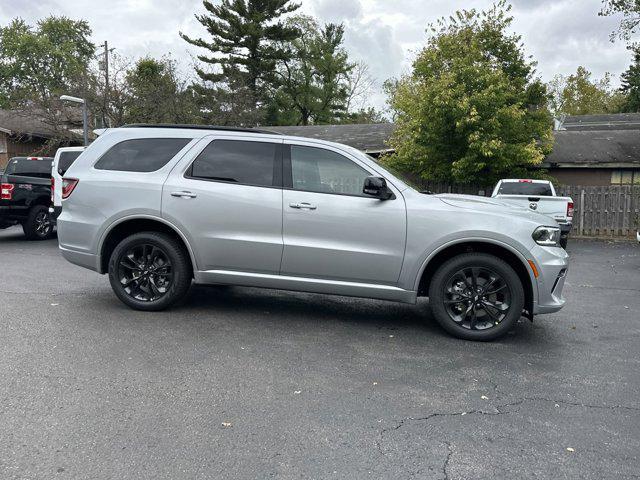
{"left": 95, "top": 138, "right": 192, "bottom": 172}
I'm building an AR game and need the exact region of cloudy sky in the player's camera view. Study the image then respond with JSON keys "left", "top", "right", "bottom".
{"left": 0, "top": 0, "right": 632, "bottom": 110}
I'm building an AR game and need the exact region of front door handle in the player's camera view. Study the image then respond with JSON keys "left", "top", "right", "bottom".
{"left": 289, "top": 202, "right": 317, "bottom": 210}
{"left": 171, "top": 191, "right": 197, "bottom": 199}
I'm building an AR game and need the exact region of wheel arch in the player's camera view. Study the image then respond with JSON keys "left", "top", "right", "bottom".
{"left": 416, "top": 240, "right": 536, "bottom": 315}
{"left": 98, "top": 215, "right": 197, "bottom": 275}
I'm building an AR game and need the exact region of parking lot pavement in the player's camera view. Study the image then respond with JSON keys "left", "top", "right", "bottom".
{"left": 0, "top": 226, "right": 638, "bottom": 480}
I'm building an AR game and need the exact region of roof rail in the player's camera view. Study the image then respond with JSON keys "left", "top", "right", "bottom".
{"left": 120, "top": 123, "right": 283, "bottom": 135}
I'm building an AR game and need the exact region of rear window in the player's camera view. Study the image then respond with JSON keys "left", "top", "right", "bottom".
{"left": 58, "top": 151, "right": 83, "bottom": 175}
{"left": 498, "top": 182, "right": 553, "bottom": 196}
{"left": 5, "top": 158, "right": 53, "bottom": 178}
{"left": 95, "top": 138, "right": 192, "bottom": 172}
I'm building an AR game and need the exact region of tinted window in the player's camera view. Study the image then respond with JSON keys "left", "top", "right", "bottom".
{"left": 498, "top": 182, "right": 553, "bottom": 196}
{"left": 6, "top": 158, "right": 53, "bottom": 178}
{"left": 95, "top": 138, "right": 191, "bottom": 172}
{"left": 290, "top": 145, "right": 370, "bottom": 196}
{"left": 58, "top": 151, "right": 83, "bottom": 175}
{"left": 189, "top": 140, "right": 278, "bottom": 187}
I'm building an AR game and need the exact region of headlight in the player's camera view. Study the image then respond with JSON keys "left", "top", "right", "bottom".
{"left": 532, "top": 226, "right": 561, "bottom": 246}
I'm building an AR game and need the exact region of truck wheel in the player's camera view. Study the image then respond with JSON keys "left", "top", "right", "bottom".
{"left": 108, "top": 232, "right": 192, "bottom": 311}
{"left": 560, "top": 237, "right": 568, "bottom": 249}
{"left": 428, "top": 253, "right": 525, "bottom": 341}
{"left": 23, "top": 205, "right": 53, "bottom": 240}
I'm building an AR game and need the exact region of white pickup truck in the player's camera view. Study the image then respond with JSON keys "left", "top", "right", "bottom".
{"left": 492, "top": 179, "right": 574, "bottom": 249}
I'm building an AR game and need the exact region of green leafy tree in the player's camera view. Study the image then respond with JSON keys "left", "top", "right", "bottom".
{"left": 123, "top": 57, "right": 197, "bottom": 124}
{"left": 270, "top": 16, "right": 353, "bottom": 125}
{"left": 601, "top": 0, "right": 640, "bottom": 42}
{"left": 181, "top": 0, "right": 300, "bottom": 123}
{"left": 549, "top": 66, "right": 626, "bottom": 115}
{"left": 384, "top": 1, "right": 553, "bottom": 187}
{"left": 0, "top": 16, "right": 94, "bottom": 106}
{"left": 621, "top": 46, "right": 640, "bottom": 111}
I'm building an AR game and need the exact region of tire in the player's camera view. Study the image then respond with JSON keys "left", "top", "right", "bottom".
{"left": 560, "top": 237, "right": 568, "bottom": 250}
{"left": 108, "top": 232, "right": 192, "bottom": 311}
{"left": 22, "top": 205, "right": 53, "bottom": 240}
{"left": 428, "top": 253, "right": 525, "bottom": 341}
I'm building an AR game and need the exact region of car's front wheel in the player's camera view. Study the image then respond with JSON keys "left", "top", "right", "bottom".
{"left": 108, "top": 232, "right": 192, "bottom": 311}
{"left": 428, "top": 253, "right": 525, "bottom": 341}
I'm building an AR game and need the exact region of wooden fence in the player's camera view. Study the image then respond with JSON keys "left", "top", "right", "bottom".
{"left": 418, "top": 182, "right": 640, "bottom": 239}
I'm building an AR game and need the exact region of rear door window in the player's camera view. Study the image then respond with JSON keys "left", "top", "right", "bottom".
{"left": 95, "top": 138, "right": 192, "bottom": 172}
{"left": 5, "top": 158, "right": 53, "bottom": 178}
{"left": 57, "top": 151, "right": 83, "bottom": 175}
{"left": 498, "top": 182, "right": 553, "bottom": 196}
{"left": 188, "top": 140, "right": 280, "bottom": 187}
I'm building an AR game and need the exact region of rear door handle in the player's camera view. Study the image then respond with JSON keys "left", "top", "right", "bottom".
{"left": 289, "top": 202, "right": 317, "bottom": 210}
{"left": 170, "top": 191, "right": 197, "bottom": 199}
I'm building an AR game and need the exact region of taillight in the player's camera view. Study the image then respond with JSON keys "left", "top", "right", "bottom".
{"left": 567, "top": 202, "right": 574, "bottom": 218}
{"left": 51, "top": 177, "right": 55, "bottom": 202}
{"left": 519, "top": 179, "right": 533, "bottom": 183}
{"left": 61, "top": 178, "right": 78, "bottom": 199}
{"left": 1, "top": 183, "right": 14, "bottom": 200}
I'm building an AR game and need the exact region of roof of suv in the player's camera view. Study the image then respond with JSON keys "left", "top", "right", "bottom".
{"left": 121, "top": 124, "right": 283, "bottom": 136}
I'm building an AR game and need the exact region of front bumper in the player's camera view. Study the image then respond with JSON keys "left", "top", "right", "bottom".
{"left": 531, "top": 245, "right": 569, "bottom": 315}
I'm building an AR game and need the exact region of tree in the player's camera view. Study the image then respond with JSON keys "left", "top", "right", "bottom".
{"left": 123, "top": 57, "right": 198, "bottom": 124}
{"left": 0, "top": 16, "right": 94, "bottom": 107}
{"left": 384, "top": 1, "right": 553, "bottom": 187}
{"left": 601, "top": 0, "right": 640, "bottom": 42}
{"left": 181, "top": 0, "right": 300, "bottom": 122}
{"left": 270, "top": 16, "right": 353, "bottom": 125}
{"left": 621, "top": 46, "right": 640, "bottom": 111}
{"left": 548, "top": 66, "right": 626, "bottom": 115}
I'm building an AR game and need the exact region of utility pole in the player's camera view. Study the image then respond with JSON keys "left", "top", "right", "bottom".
{"left": 102, "top": 41, "right": 110, "bottom": 128}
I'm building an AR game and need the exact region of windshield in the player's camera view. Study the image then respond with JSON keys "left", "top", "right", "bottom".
{"left": 5, "top": 157, "right": 53, "bottom": 178}
{"left": 498, "top": 182, "right": 552, "bottom": 196}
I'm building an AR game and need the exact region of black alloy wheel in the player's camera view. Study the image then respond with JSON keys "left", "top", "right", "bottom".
{"left": 108, "top": 232, "right": 192, "bottom": 311}
{"left": 429, "top": 253, "right": 525, "bottom": 341}
{"left": 118, "top": 243, "right": 173, "bottom": 302}
{"left": 443, "top": 266, "right": 512, "bottom": 331}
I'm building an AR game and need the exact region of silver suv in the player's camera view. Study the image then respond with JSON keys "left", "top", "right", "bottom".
{"left": 58, "top": 125, "right": 569, "bottom": 341}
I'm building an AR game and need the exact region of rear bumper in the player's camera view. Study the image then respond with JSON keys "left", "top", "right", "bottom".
{"left": 531, "top": 245, "right": 569, "bottom": 315}
{"left": 49, "top": 206, "right": 62, "bottom": 221}
{"left": 59, "top": 246, "right": 100, "bottom": 272}
{"left": 558, "top": 222, "right": 572, "bottom": 236}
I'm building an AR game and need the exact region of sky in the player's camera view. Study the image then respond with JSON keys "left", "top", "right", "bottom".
{"left": 0, "top": 0, "right": 633, "bottom": 111}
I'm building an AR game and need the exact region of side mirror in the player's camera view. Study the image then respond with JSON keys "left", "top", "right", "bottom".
{"left": 363, "top": 176, "right": 394, "bottom": 200}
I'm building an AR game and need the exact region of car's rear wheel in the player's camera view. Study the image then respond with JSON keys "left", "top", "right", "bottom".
{"left": 428, "top": 253, "right": 525, "bottom": 341}
{"left": 23, "top": 205, "right": 53, "bottom": 240}
{"left": 108, "top": 232, "right": 192, "bottom": 311}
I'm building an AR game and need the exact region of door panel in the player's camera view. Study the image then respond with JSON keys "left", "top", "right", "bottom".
{"left": 281, "top": 144, "right": 406, "bottom": 285}
{"left": 162, "top": 136, "right": 284, "bottom": 274}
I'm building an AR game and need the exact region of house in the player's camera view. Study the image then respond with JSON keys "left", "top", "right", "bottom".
{"left": 0, "top": 110, "right": 83, "bottom": 169}
{"left": 269, "top": 113, "right": 640, "bottom": 187}
{"left": 544, "top": 113, "right": 640, "bottom": 186}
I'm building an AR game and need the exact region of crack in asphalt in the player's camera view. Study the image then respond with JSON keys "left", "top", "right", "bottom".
{"left": 375, "top": 396, "right": 640, "bottom": 459}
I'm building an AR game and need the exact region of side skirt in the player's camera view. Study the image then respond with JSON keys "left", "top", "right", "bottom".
{"left": 194, "top": 270, "right": 418, "bottom": 304}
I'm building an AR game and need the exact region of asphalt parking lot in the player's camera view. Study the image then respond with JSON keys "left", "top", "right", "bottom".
{"left": 1, "top": 226, "right": 639, "bottom": 480}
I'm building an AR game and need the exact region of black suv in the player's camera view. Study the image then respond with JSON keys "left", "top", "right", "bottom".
{"left": 0, "top": 156, "right": 54, "bottom": 240}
